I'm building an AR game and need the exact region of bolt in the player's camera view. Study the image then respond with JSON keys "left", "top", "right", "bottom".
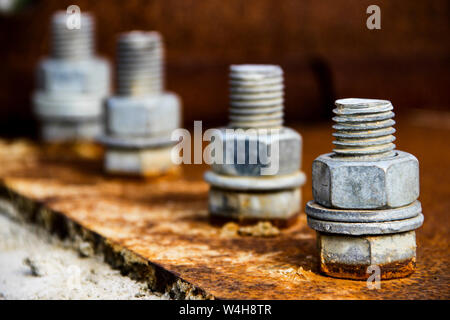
{"left": 305, "top": 98, "right": 424, "bottom": 280}
{"left": 32, "top": 11, "right": 111, "bottom": 142}
{"left": 332, "top": 98, "right": 396, "bottom": 159}
{"left": 204, "top": 65, "right": 306, "bottom": 227}
{"left": 99, "top": 31, "right": 181, "bottom": 177}
{"left": 50, "top": 12, "right": 95, "bottom": 60}
{"left": 116, "top": 31, "right": 164, "bottom": 96}
{"left": 228, "top": 64, "right": 284, "bottom": 129}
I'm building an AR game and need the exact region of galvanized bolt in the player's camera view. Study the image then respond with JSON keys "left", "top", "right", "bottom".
{"left": 99, "top": 31, "right": 181, "bottom": 176}
{"left": 204, "top": 65, "right": 306, "bottom": 227}
{"left": 228, "top": 65, "right": 284, "bottom": 129}
{"left": 115, "top": 31, "right": 164, "bottom": 96}
{"left": 32, "top": 11, "right": 111, "bottom": 142}
{"left": 305, "top": 98, "right": 424, "bottom": 280}
{"left": 50, "top": 12, "right": 94, "bottom": 60}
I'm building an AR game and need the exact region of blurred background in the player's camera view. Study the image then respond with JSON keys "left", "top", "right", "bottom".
{"left": 0, "top": 0, "right": 449, "bottom": 137}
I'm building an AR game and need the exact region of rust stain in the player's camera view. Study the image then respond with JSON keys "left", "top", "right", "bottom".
{"left": 321, "top": 258, "right": 416, "bottom": 281}
{"left": 0, "top": 122, "right": 449, "bottom": 299}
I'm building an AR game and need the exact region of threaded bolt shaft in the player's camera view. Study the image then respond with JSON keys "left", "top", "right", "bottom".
{"left": 116, "top": 31, "right": 164, "bottom": 97}
{"left": 51, "top": 11, "right": 95, "bottom": 60}
{"left": 332, "top": 98, "right": 396, "bottom": 159}
{"left": 228, "top": 65, "right": 284, "bottom": 129}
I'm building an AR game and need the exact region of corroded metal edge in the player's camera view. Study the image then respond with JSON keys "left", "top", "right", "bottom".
{"left": 0, "top": 182, "right": 214, "bottom": 300}
{"left": 320, "top": 258, "right": 416, "bottom": 281}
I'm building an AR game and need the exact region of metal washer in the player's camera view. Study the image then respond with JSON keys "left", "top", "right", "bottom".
{"left": 204, "top": 170, "right": 306, "bottom": 191}
{"left": 97, "top": 134, "right": 175, "bottom": 149}
{"left": 305, "top": 200, "right": 422, "bottom": 223}
{"left": 307, "top": 213, "right": 424, "bottom": 236}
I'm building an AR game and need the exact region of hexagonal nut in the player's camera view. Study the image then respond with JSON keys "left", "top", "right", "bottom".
{"left": 317, "top": 231, "right": 416, "bottom": 280}
{"left": 36, "top": 57, "right": 111, "bottom": 96}
{"left": 40, "top": 118, "right": 102, "bottom": 142}
{"left": 312, "top": 151, "right": 419, "bottom": 209}
{"left": 33, "top": 91, "right": 105, "bottom": 119}
{"left": 209, "top": 187, "right": 301, "bottom": 223}
{"left": 105, "top": 145, "right": 178, "bottom": 177}
{"left": 105, "top": 93, "right": 181, "bottom": 137}
{"left": 210, "top": 127, "right": 301, "bottom": 176}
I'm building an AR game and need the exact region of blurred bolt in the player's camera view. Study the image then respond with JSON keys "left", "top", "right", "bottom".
{"left": 32, "top": 11, "right": 111, "bottom": 142}
{"left": 98, "top": 31, "right": 181, "bottom": 176}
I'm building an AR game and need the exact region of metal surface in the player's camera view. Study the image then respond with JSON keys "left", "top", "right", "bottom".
{"left": 0, "top": 121, "right": 447, "bottom": 299}
{"left": 307, "top": 98, "right": 424, "bottom": 280}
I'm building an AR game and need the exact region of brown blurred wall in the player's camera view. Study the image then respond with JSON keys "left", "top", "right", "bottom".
{"left": 0, "top": 0, "right": 449, "bottom": 137}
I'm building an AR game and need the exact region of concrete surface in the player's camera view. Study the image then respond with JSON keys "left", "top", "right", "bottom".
{"left": 0, "top": 200, "right": 167, "bottom": 300}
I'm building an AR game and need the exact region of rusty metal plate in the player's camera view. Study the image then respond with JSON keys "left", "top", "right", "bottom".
{"left": 0, "top": 122, "right": 448, "bottom": 299}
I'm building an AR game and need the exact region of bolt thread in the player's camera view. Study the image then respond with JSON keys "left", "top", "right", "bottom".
{"left": 228, "top": 65, "right": 284, "bottom": 129}
{"left": 116, "top": 31, "right": 164, "bottom": 96}
{"left": 51, "top": 11, "right": 95, "bottom": 60}
{"left": 332, "top": 98, "right": 396, "bottom": 159}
